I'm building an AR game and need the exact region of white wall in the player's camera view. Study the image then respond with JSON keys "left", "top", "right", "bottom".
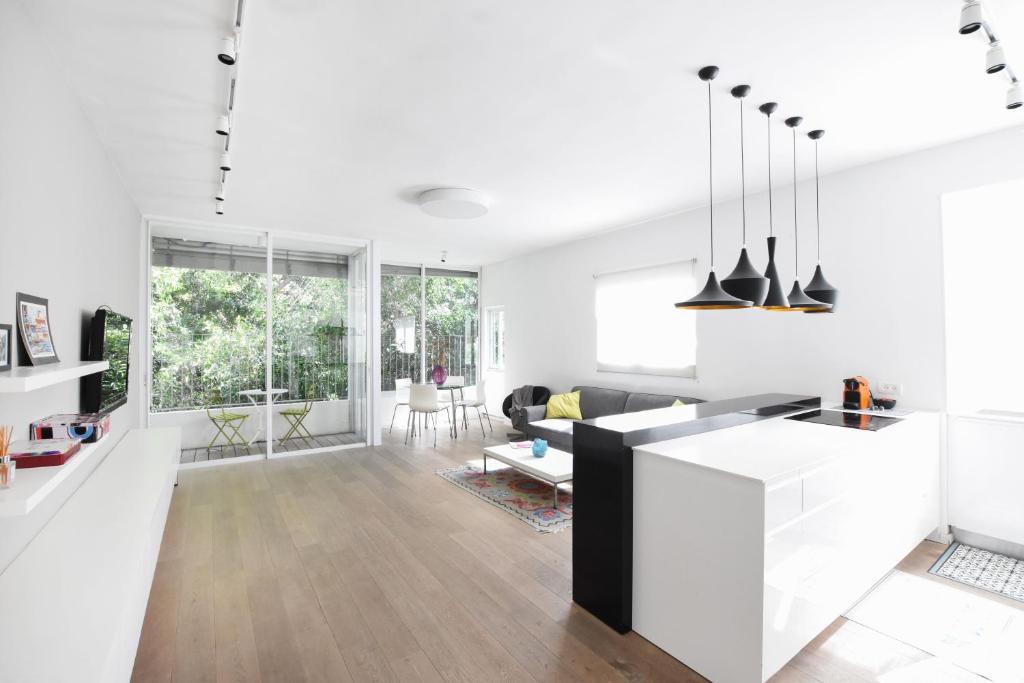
{"left": 0, "top": 2, "right": 142, "bottom": 572}
{"left": 482, "top": 126, "right": 1024, "bottom": 412}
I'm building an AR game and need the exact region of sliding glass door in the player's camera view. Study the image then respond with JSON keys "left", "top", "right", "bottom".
{"left": 381, "top": 263, "right": 479, "bottom": 391}
{"left": 148, "top": 223, "right": 368, "bottom": 465}
{"left": 270, "top": 236, "right": 366, "bottom": 453}
{"left": 424, "top": 268, "right": 479, "bottom": 388}
{"left": 381, "top": 265, "right": 423, "bottom": 390}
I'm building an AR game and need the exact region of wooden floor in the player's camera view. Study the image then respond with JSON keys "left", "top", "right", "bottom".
{"left": 179, "top": 432, "right": 363, "bottom": 464}
{"left": 134, "top": 426, "right": 1015, "bottom": 683}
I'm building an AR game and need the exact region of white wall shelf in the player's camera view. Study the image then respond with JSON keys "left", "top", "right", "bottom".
{"left": 0, "top": 360, "right": 108, "bottom": 394}
{"left": 0, "top": 440, "right": 103, "bottom": 517}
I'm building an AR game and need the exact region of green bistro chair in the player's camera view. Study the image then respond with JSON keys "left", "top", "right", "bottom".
{"left": 206, "top": 390, "right": 249, "bottom": 453}
{"left": 279, "top": 399, "right": 315, "bottom": 447}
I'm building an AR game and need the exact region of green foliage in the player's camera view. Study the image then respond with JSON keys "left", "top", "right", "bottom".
{"left": 151, "top": 267, "right": 349, "bottom": 411}
{"left": 151, "top": 266, "right": 481, "bottom": 406}
{"left": 379, "top": 272, "right": 479, "bottom": 390}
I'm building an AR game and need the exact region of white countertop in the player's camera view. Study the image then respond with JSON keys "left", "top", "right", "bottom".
{"left": 634, "top": 408, "right": 932, "bottom": 484}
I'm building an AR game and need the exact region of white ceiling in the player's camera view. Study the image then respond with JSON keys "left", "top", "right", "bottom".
{"left": 26, "top": 0, "right": 1024, "bottom": 265}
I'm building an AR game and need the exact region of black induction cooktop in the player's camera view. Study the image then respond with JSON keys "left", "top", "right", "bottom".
{"left": 785, "top": 409, "right": 902, "bottom": 431}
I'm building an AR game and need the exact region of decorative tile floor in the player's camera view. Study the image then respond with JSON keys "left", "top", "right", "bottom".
{"left": 930, "top": 542, "right": 1024, "bottom": 603}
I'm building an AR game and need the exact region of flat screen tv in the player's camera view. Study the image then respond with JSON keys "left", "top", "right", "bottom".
{"left": 82, "top": 307, "right": 133, "bottom": 415}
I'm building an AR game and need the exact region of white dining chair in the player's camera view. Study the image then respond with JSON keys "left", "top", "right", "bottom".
{"left": 456, "top": 378, "right": 493, "bottom": 436}
{"left": 437, "top": 375, "right": 466, "bottom": 406}
{"left": 389, "top": 378, "right": 412, "bottom": 433}
{"left": 406, "top": 383, "right": 452, "bottom": 447}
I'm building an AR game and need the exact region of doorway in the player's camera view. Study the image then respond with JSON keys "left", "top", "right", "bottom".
{"left": 146, "top": 223, "right": 370, "bottom": 465}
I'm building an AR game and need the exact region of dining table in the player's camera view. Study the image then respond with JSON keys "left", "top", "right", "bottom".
{"left": 422, "top": 381, "right": 465, "bottom": 438}
{"left": 238, "top": 388, "right": 288, "bottom": 445}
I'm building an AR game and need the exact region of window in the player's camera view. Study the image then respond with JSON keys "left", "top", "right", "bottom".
{"left": 594, "top": 260, "right": 697, "bottom": 378}
{"left": 380, "top": 265, "right": 422, "bottom": 390}
{"left": 943, "top": 179, "right": 1024, "bottom": 414}
{"left": 380, "top": 265, "right": 479, "bottom": 390}
{"left": 150, "top": 237, "right": 355, "bottom": 411}
{"left": 486, "top": 307, "right": 505, "bottom": 370}
{"left": 425, "top": 268, "right": 479, "bottom": 386}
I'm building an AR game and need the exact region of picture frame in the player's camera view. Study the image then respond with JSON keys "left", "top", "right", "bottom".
{"left": 0, "top": 324, "right": 11, "bottom": 371}
{"left": 16, "top": 292, "right": 59, "bottom": 366}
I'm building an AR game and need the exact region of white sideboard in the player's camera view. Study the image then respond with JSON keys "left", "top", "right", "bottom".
{"left": 0, "top": 428, "right": 180, "bottom": 682}
{"left": 632, "top": 411, "right": 940, "bottom": 683}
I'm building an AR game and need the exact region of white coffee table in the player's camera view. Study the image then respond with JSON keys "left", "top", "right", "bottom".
{"left": 482, "top": 443, "right": 573, "bottom": 511}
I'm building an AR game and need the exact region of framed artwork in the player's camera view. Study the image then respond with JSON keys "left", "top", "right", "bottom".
{"left": 0, "top": 324, "right": 11, "bottom": 371}
{"left": 16, "top": 293, "right": 59, "bottom": 366}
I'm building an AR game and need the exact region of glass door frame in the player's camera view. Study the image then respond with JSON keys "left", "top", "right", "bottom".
{"left": 143, "top": 217, "right": 374, "bottom": 468}
{"left": 380, "top": 260, "right": 483, "bottom": 389}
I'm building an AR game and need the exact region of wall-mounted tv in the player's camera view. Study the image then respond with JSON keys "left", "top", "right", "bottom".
{"left": 82, "top": 307, "right": 133, "bottom": 415}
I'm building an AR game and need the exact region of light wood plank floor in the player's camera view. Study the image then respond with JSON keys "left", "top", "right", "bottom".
{"left": 133, "top": 425, "right": 1015, "bottom": 682}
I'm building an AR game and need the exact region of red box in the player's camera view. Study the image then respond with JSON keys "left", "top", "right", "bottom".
{"left": 9, "top": 440, "right": 82, "bottom": 469}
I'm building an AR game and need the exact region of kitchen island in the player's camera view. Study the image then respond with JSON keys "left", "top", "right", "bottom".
{"left": 631, "top": 408, "right": 940, "bottom": 683}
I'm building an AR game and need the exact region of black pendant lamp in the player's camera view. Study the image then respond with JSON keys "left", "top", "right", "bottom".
{"left": 784, "top": 116, "right": 832, "bottom": 312}
{"left": 803, "top": 129, "right": 840, "bottom": 313}
{"left": 676, "top": 66, "right": 752, "bottom": 311}
{"left": 759, "top": 102, "right": 791, "bottom": 310}
{"left": 722, "top": 84, "right": 769, "bottom": 306}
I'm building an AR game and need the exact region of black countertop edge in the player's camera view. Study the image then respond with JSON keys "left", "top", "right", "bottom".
{"left": 575, "top": 393, "right": 820, "bottom": 449}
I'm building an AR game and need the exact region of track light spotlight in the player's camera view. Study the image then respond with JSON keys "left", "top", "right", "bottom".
{"left": 218, "top": 35, "right": 237, "bottom": 65}
{"left": 986, "top": 42, "right": 1007, "bottom": 74}
{"left": 1008, "top": 81, "right": 1023, "bottom": 109}
{"left": 215, "top": 183, "right": 226, "bottom": 201}
{"left": 959, "top": 1, "right": 983, "bottom": 35}
{"left": 216, "top": 114, "right": 231, "bottom": 136}
{"left": 215, "top": 199, "right": 225, "bottom": 215}
{"left": 219, "top": 151, "right": 232, "bottom": 171}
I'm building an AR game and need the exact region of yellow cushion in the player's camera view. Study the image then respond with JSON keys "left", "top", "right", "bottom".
{"left": 671, "top": 399, "right": 687, "bottom": 407}
{"left": 545, "top": 391, "right": 583, "bottom": 420}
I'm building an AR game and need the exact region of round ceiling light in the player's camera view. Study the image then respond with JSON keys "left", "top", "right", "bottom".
{"left": 418, "top": 188, "right": 489, "bottom": 219}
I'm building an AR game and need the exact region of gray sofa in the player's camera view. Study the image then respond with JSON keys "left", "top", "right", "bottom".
{"left": 511, "top": 385, "right": 704, "bottom": 453}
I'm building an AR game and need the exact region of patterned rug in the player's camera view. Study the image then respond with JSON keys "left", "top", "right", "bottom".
{"left": 436, "top": 463, "right": 572, "bottom": 533}
{"left": 929, "top": 542, "right": 1024, "bottom": 603}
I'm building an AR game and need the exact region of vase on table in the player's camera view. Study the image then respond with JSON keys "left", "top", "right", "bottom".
{"left": 532, "top": 439, "right": 548, "bottom": 458}
{"left": 431, "top": 350, "right": 448, "bottom": 385}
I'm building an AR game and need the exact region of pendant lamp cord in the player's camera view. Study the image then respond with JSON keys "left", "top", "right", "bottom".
{"left": 814, "top": 140, "right": 821, "bottom": 264}
{"left": 740, "top": 99, "right": 746, "bottom": 246}
{"left": 792, "top": 126, "right": 799, "bottom": 274}
{"left": 767, "top": 113, "right": 773, "bottom": 237}
{"left": 707, "top": 80, "right": 714, "bottom": 271}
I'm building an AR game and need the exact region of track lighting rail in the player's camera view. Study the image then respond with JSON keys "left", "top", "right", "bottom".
{"left": 959, "top": 0, "right": 1021, "bottom": 109}
{"left": 212, "top": 0, "right": 246, "bottom": 215}
{"left": 977, "top": 17, "right": 1018, "bottom": 87}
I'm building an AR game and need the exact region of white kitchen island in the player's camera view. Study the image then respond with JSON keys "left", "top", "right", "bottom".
{"left": 632, "top": 408, "right": 940, "bottom": 683}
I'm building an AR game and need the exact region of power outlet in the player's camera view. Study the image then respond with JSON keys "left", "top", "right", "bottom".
{"left": 877, "top": 382, "right": 902, "bottom": 396}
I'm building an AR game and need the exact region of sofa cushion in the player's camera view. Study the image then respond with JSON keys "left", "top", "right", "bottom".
{"left": 545, "top": 391, "right": 583, "bottom": 420}
{"left": 624, "top": 392, "right": 699, "bottom": 413}
{"left": 572, "top": 386, "right": 629, "bottom": 419}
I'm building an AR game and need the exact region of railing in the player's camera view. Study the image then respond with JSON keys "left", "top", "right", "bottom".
{"left": 151, "top": 331, "right": 348, "bottom": 412}
{"left": 380, "top": 333, "right": 478, "bottom": 391}
{"left": 153, "top": 331, "right": 478, "bottom": 408}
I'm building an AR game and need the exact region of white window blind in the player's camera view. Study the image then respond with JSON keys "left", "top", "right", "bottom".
{"left": 594, "top": 259, "right": 697, "bottom": 378}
